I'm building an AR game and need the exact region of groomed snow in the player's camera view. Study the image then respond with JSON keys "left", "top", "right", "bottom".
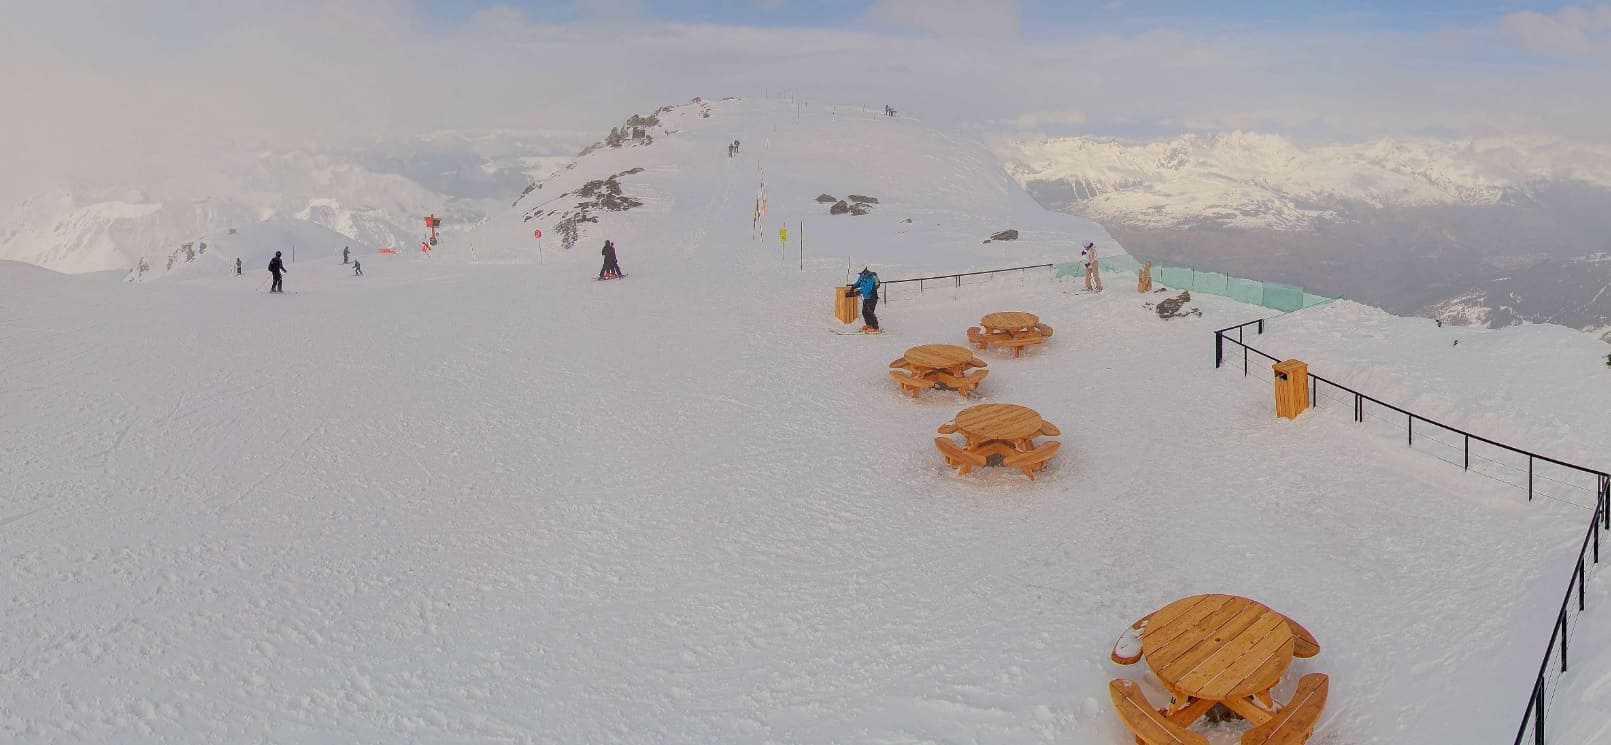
{"left": 3, "top": 99, "right": 1606, "bottom": 744}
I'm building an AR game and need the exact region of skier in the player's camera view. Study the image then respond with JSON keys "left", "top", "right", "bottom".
{"left": 235, "top": 257, "right": 242, "bottom": 276}
{"left": 598, "top": 240, "right": 623, "bottom": 280}
{"left": 268, "top": 251, "right": 287, "bottom": 293}
{"left": 343, "top": 246, "right": 350, "bottom": 265}
{"left": 1081, "top": 241, "right": 1103, "bottom": 292}
{"left": 353, "top": 260, "right": 363, "bottom": 277}
{"left": 847, "top": 267, "right": 880, "bottom": 333}
{"left": 733, "top": 140, "right": 741, "bottom": 154}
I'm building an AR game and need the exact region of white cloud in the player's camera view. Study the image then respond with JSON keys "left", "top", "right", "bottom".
{"left": 864, "top": 0, "right": 1020, "bottom": 40}
{"left": 1012, "top": 111, "right": 1088, "bottom": 129}
{"left": 1, "top": 1, "right": 1609, "bottom": 203}
{"left": 1104, "top": 1, "right": 1127, "bottom": 10}
{"left": 1499, "top": 5, "right": 1611, "bottom": 56}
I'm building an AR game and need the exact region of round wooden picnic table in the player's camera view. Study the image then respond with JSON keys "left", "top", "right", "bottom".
{"left": 953, "top": 403, "right": 1043, "bottom": 444}
{"left": 903, "top": 344, "right": 979, "bottom": 373}
{"left": 1141, "top": 594, "right": 1296, "bottom": 719}
{"left": 980, "top": 311, "right": 1039, "bottom": 335}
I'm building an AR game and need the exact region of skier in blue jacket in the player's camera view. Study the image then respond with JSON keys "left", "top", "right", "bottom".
{"left": 847, "top": 267, "right": 880, "bottom": 332}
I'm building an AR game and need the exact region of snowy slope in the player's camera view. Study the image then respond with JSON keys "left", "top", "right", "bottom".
{"left": 126, "top": 218, "right": 362, "bottom": 283}
{"left": 4, "top": 100, "right": 1610, "bottom": 745}
{"left": 992, "top": 133, "right": 1611, "bottom": 230}
{"left": 472, "top": 98, "right": 1118, "bottom": 272}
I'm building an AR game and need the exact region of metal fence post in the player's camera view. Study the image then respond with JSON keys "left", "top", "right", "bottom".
{"left": 1243, "top": 345, "right": 1248, "bottom": 376}
{"left": 1529, "top": 457, "right": 1534, "bottom": 501}
{"left": 1408, "top": 415, "right": 1414, "bottom": 446}
{"left": 1215, "top": 333, "right": 1223, "bottom": 368}
{"left": 1464, "top": 436, "right": 1470, "bottom": 470}
{"left": 1536, "top": 681, "right": 1545, "bottom": 744}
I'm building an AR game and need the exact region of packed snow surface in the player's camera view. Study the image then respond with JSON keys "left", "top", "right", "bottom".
{"left": 3, "top": 99, "right": 1609, "bottom": 744}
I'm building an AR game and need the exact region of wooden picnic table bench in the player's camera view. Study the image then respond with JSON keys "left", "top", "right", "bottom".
{"left": 970, "top": 312, "right": 1050, "bottom": 358}
{"left": 934, "top": 403, "right": 1060, "bottom": 478}
{"left": 889, "top": 344, "right": 988, "bottom": 398}
{"left": 1107, "top": 594, "right": 1328, "bottom": 744}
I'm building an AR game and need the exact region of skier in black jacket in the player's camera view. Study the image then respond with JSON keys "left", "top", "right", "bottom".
{"left": 598, "top": 240, "right": 623, "bottom": 279}
{"left": 268, "top": 251, "right": 287, "bottom": 293}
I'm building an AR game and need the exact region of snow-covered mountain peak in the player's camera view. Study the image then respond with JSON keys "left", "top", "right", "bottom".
{"left": 993, "top": 132, "right": 1611, "bottom": 230}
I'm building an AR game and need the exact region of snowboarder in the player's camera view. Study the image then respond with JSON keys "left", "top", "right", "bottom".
{"left": 1081, "top": 241, "right": 1102, "bottom": 292}
{"left": 598, "top": 240, "right": 623, "bottom": 280}
{"left": 235, "top": 257, "right": 242, "bottom": 276}
{"left": 353, "top": 260, "right": 363, "bottom": 276}
{"left": 848, "top": 267, "right": 880, "bottom": 332}
{"left": 268, "top": 251, "right": 287, "bottom": 293}
{"left": 343, "top": 246, "right": 350, "bottom": 265}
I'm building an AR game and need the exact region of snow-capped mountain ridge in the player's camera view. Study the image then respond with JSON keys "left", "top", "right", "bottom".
{"left": 995, "top": 132, "right": 1611, "bottom": 230}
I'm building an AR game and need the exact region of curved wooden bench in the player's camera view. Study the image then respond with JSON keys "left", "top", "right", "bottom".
{"left": 966, "top": 326, "right": 989, "bottom": 349}
{"left": 1111, "top": 617, "right": 1146, "bottom": 665}
{"left": 1002, "top": 440, "right": 1060, "bottom": 479}
{"left": 1039, "top": 421, "right": 1061, "bottom": 437}
{"left": 934, "top": 437, "right": 987, "bottom": 475}
{"left": 1283, "top": 615, "right": 1320, "bottom": 659}
{"left": 967, "top": 356, "right": 989, "bottom": 368}
{"left": 994, "top": 334, "right": 1044, "bottom": 358}
{"left": 1109, "top": 679, "right": 1209, "bottom": 745}
{"left": 889, "top": 370, "right": 930, "bottom": 398}
{"left": 1034, "top": 322, "right": 1054, "bottom": 338}
{"left": 936, "top": 422, "right": 958, "bottom": 435}
{"left": 937, "top": 369, "right": 988, "bottom": 398}
{"left": 1241, "top": 673, "right": 1328, "bottom": 745}
{"left": 889, "top": 357, "right": 912, "bottom": 369}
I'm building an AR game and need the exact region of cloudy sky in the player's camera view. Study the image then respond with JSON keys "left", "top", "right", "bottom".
{"left": 4, "top": 0, "right": 1609, "bottom": 198}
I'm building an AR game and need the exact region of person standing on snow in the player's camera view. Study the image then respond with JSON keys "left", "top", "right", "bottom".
{"left": 353, "top": 260, "right": 363, "bottom": 276}
{"left": 343, "top": 246, "right": 350, "bottom": 265}
{"left": 598, "top": 240, "right": 623, "bottom": 280}
{"left": 235, "top": 257, "right": 242, "bottom": 276}
{"left": 847, "top": 267, "right": 880, "bottom": 332}
{"left": 1081, "top": 241, "right": 1102, "bottom": 292}
{"left": 268, "top": 251, "right": 287, "bottom": 293}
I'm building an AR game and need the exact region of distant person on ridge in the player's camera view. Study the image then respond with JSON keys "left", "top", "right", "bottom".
{"left": 353, "top": 260, "right": 363, "bottom": 276}
{"left": 1081, "top": 241, "right": 1102, "bottom": 292}
{"left": 343, "top": 246, "right": 350, "bottom": 265}
{"left": 848, "top": 267, "right": 880, "bottom": 333}
{"left": 598, "top": 240, "right": 623, "bottom": 280}
{"left": 235, "top": 257, "right": 242, "bottom": 276}
{"left": 268, "top": 251, "right": 287, "bottom": 293}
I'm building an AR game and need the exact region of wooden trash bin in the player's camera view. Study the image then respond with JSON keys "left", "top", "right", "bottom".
{"left": 1273, "top": 359, "right": 1309, "bottom": 420}
{"left": 835, "top": 288, "right": 860, "bottom": 325}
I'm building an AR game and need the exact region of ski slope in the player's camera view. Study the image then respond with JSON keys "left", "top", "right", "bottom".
{"left": 3, "top": 99, "right": 1609, "bottom": 744}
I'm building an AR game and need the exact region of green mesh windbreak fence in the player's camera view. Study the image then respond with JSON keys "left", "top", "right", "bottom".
{"left": 1228, "top": 277, "right": 1264, "bottom": 306}
{"left": 1054, "top": 256, "right": 1337, "bottom": 314}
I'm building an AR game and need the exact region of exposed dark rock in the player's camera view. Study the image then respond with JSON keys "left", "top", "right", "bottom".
{"left": 984, "top": 229, "right": 1019, "bottom": 243}
{"left": 848, "top": 203, "right": 872, "bottom": 216}
{"left": 848, "top": 194, "right": 879, "bottom": 204}
{"left": 525, "top": 168, "right": 644, "bottom": 249}
{"left": 815, "top": 194, "right": 838, "bottom": 203}
{"left": 1154, "top": 291, "right": 1201, "bottom": 319}
{"left": 830, "top": 200, "right": 850, "bottom": 215}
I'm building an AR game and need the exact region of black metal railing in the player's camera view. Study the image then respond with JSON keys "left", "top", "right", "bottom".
{"left": 1212, "top": 317, "right": 1611, "bottom": 745}
{"left": 879, "top": 264, "right": 1055, "bottom": 303}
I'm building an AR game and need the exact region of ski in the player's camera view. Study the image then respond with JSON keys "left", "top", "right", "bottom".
{"left": 829, "top": 329, "right": 884, "bottom": 335}
{"left": 594, "top": 274, "right": 629, "bottom": 281}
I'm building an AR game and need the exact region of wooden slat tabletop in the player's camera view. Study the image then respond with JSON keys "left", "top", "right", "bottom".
{"left": 953, "top": 403, "right": 1043, "bottom": 442}
{"left": 1141, "top": 594, "right": 1295, "bottom": 702}
{"left": 980, "top": 311, "right": 1039, "bottom": 332}
{"left": 904, "top": 344, "right": 977, "bottom": 371}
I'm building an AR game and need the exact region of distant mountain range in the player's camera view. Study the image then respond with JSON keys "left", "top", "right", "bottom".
{"left": 0, "top": 131, "right": 582, "bottom": 277}
{"left": 993, "top": 133, "right": 1611, "bottom": 336}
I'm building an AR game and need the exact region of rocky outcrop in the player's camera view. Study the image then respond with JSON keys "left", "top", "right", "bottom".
{"left": 984, "top": 229, "right": 1019, "bottom": 243}
{"left": 527, "top": 168, "right": 645, "bottom": 250}
{"left": 815, "top": 194, "right": 838, "bottom": 203}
